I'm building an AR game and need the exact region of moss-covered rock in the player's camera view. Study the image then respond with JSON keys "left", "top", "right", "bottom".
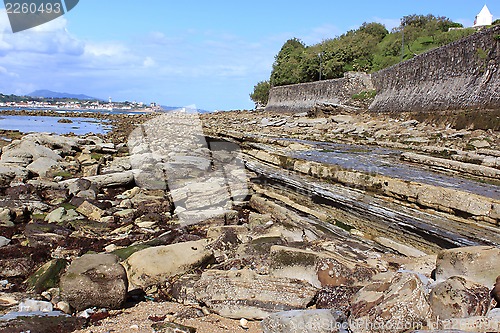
{"left": 26, "top": 259, "right": 67, "bottom": 293}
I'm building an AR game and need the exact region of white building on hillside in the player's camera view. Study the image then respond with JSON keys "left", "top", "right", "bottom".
{"left": 474, "top": 5, "right": 493, "bottom": 27}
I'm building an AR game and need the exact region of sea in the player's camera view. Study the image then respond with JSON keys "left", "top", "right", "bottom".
{"left": 0, "top": 107, "right": 148, "bottom": 135}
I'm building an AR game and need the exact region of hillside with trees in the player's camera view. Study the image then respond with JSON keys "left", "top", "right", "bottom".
{"left": 250, "top": 14, "right": 491, "bottom": 107}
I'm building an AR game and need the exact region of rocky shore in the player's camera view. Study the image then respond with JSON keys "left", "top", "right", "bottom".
{"left": 0, "top": 109, "right": 499, "bottom": 333}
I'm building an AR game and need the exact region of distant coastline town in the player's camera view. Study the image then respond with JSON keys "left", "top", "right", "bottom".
{"left": 0, "top": 93, "right": 163, "bottom": 113}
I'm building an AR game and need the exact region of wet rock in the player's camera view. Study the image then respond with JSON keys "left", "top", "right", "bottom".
{"left": 0, "top": 311, "right": 86, "bottom": 333}
{"left": 194, "top": 269, "right": 318, "bottom": 320}
{"left": 316, "top": 285, "right": 362, "bottom": 314}
{"left": 261, "top": 309, "right": 347, "bottom": 333}
{"left": 25, "top": 222, "right": 72, "bottom": 246}
{"left": 26, "top": 259, "right": 67, "bottom": 294}
{"left": 429, "top": 276, "right": 490, "bottom": 320}
{"left": 123, "top": 240, "right": 213, "bottom": 290}
{"left": 435, "top": 246, "right": 500, "bottom": 287}
{"left": 60, "top": 253, "right": 128, "bottom": 311}
{"left": 349, "top": 272, "right": 431, "bottom": 333}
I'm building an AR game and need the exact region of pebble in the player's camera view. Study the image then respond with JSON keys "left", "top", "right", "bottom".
{"left": 240, "top": 318, "right": 249, "bottom": 329}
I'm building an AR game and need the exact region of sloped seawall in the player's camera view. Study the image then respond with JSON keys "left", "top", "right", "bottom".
{"left": 369, "top": 25, "right": 500, "bottom": 113}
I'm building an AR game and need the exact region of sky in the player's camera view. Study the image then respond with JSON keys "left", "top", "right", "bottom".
{"left": 0, "top": 1, "right": 498, "bottom": 111}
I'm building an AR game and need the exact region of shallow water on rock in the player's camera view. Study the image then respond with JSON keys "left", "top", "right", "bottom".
{"left": 287, "top": 140, "right": 500, "bottom": 200}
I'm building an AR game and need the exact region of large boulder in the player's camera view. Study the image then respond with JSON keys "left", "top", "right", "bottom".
{"left": 122, "top": 240, "right": 213, "bottom": 290}
{"left": 349, "top": 272, "right": 431, "bottom": 333}
{"left": 60, "top": 253, "right": 128, "bottom": 311}
{"left": 429, "top": 276, "right": 491, "bottom": 319}
{"left": 261, "top": 309, "right": 347, "bottom": 333}
{"left": 1, "top": 139, "right": 61, "bottom": 166}
{"left": 0, "top": 163, "right": 29, "bottom": 187}
{"left": 435, "top": 246, "right": 500, "bottom": 287}
{"left": 194, "top": 269, "right": 318, "bottom": 320}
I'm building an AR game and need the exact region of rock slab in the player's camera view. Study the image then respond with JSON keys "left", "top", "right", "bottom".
{"left": 194, "top": 269, "right": 318, "bottom": 320}
{"left": 123, "top": 240, "right": 213, "bottom": 290}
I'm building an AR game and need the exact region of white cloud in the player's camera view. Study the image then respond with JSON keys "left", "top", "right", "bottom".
{"left": 143, "top": 56, "right": 156, "bottom": 68}
{"left": 0, "top": 65, "right": 18, "bottom": 77}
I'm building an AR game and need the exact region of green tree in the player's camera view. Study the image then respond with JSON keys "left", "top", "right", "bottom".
{"left": 270, "top": 38, "right": 306, "bottom": 86}
{"left": 249, "top": 80, "right": 271, "bottom": 108}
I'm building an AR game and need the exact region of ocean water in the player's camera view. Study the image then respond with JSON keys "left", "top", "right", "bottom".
{"left": 0, "top": 115, "right": 112, "bottom": 135}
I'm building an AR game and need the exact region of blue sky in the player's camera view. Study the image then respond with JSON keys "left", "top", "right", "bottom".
{"left": 0, "top": 1, "right": 498, "bottom": 110}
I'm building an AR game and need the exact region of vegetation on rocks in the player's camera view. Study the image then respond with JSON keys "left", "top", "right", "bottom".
{"left": 251, "top": 14, "right": 479, "bottom": 106}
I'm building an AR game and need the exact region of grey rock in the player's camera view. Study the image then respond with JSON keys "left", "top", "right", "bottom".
{"left": 60, "top": 253, "right": 128, "bottom": 311}
{"left": 67, "top": 178, "right": 92, "bottom": 196}
{"left": 0, "top": 208, "right": 15, "bottom": 225}
{"left": 62, "top": 171, "right": 134, "bottom": 189}
{"left": 1, "top": 139, "right": 61, "bottom": 166}
{"left": 0, "top": 236, "right": 11, "bottom": 248}
{"left": 26, "top": 157, "right": 59, "bottom": 178}
{"left": 0, "top": 163, "right": 29, "bottom": 187}
{"left": 194, "top": 269, "right": 318, "bottom": 320}
{"left": 261, "top": 309, "right": 348, "bottom": 333}
{"left": 45, "top": 207, "right": 82, "bottom": 224}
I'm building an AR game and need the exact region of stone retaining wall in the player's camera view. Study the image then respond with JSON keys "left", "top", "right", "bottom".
{"left": 370, "top": 25, "right": 500, "bottom": 113}
{"left": 265, "top": 72, "right": 373, "bottom": 113}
